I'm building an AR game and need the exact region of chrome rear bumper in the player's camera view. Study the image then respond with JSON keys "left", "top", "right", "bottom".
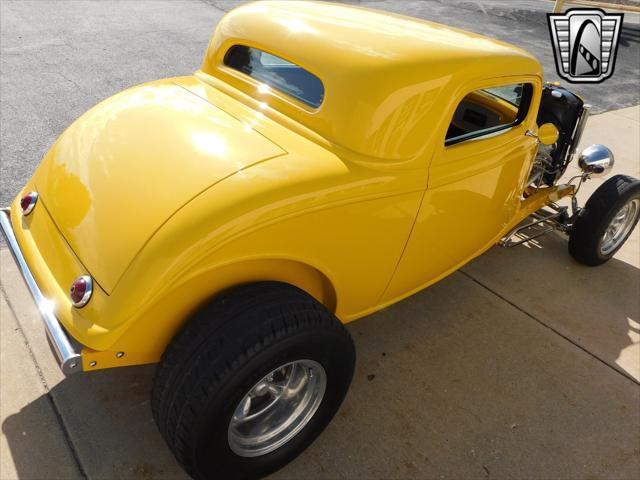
{"left": 0, "top": 208, "right": 83, "bottom": 374}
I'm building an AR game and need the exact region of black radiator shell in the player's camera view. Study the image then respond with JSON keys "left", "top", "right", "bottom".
{"left": 536, "top": 83, "right": 584, "bottom": 184}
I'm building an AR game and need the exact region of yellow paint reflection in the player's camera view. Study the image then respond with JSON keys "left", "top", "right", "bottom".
{"left": 276, "top": 17, "right": 316, "bottom": 35}
{"left": 191, "top": 131, "right": 228, "bottom": 157}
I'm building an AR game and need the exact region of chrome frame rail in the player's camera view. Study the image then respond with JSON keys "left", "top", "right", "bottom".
{"left": 499, "top": 211, "right": 563, "bottom": 248}
{"left": 0, "top": 208, "right": 83, "bottom": 374}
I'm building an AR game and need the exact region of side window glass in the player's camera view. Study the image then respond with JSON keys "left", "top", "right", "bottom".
{"left": 445, "top": 83, "right": 533, "bottom": 146}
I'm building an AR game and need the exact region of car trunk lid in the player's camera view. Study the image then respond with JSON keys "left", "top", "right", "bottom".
{"left": 33, "top": 80, "right": 285, "bottom": 293}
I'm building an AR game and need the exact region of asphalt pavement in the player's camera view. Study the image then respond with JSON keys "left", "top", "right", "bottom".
{"left": 1, "top": 0, "right": 640, "bottom": 207}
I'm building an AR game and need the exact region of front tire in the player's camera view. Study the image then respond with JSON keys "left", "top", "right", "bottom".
{"left": 569, "top": 175, "right": 640, "bottom": 266}
{"left": 151, "top": 282, "right": 355, "bottom": 480}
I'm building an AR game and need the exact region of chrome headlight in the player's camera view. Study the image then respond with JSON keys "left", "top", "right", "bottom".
{"left": 578, "top": 144, "right": 614, "bottom": 177}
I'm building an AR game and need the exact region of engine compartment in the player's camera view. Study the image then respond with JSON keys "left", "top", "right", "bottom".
{"left": 534, "top": 83, "right": 587, "bottom": 185}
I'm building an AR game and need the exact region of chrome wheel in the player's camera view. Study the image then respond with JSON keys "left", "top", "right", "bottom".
{"left": 228, "top": 360, "right": 327, "bottom": 458}
{"left": 600, "top": 198, "right": 640, "bottom": 255}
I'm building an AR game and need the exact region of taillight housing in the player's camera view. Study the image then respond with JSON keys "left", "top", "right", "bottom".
{"left": 70, "top": 275, "right": 93, "bottom": 308}
{"left": 20, "top": 192, "right": 38, "bottom": 216}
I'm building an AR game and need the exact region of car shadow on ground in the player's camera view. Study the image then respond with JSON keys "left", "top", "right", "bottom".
{"left": 2, "top": 233, "right": 639, "bottom": 479}
{"left": 2, "top": 364, "right": 184, "bottom": 480}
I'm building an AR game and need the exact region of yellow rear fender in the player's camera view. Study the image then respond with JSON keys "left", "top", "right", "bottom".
{"left": 83, "top": 258, "right": 337, "bottom": 370}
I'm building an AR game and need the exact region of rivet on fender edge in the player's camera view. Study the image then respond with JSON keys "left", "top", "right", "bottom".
{"left": 116, "top": 352, "right": 125, "bottom": 358}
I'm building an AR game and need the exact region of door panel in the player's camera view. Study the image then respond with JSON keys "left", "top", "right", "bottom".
{"left": 381, "top": 78, "right": 540, "bottom": 304}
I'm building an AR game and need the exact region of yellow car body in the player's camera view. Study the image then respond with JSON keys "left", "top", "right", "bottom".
{"left": 2, "top": 1, "right": 576, "bottom": 372}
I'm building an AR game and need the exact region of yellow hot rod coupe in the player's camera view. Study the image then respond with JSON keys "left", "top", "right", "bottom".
{"left": 2, "top": 1, "right": 639, "bottom": 479}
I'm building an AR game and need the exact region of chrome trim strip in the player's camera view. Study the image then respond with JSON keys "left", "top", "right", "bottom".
{"left": 0, "top": 208, "right": 83, "bottom": 374}
{"left": 568, "top": 104, "right": 591, "bottom": 161}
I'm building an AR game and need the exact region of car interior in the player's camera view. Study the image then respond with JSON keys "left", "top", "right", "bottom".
{"left": 445, "top": 84, "right": 529, "bottom": 145}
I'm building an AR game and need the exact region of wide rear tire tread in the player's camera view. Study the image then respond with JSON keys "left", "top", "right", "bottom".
{"left": 151, "top": 282, "right": 354, "bottom": 479}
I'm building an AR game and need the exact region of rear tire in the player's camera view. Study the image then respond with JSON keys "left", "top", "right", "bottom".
{"left": 151, "top": 282, "right": 355, "bottom": 480}
{"left": 569, "top": 175, "right": 640, "bottom": 266}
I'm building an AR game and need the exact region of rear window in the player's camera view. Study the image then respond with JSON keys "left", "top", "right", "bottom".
{"left": 224, "top": 45, "right": 324, "bottom": 108}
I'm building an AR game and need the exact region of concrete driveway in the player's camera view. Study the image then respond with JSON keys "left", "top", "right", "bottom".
{"left": 1, "top": 1, "right": 639, "bottom": 479}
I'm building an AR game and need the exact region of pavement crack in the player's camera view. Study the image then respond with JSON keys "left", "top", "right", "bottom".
{"left": 198, "top": 0, "right": 232, "bottom": 13}
{"left": 459, "top": 270, "right": 640, "bottom": 387}
{"left": 0, "top": 283, "right": 89, "bottom": 479}
{"left": 0, "top": 284, "right": 49, "bottom": 389}
{"left": 42, "top": 70, "right": 85, "bottom": 93}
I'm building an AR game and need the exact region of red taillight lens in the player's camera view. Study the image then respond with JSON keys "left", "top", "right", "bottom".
{"left": 20, "top": 192, "right": 38, "bottom": 215}
{"left": 70, "top": 275, "right": 93, "bottom": 308}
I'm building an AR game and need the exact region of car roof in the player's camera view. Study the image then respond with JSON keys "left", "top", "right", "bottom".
{"left": 201, "top": 1, "right": 542, "bottom": 160}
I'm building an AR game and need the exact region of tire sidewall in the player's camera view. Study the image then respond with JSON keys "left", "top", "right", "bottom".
{"left": 191, "top": 329, "right": 354, "bottom": 480}
{"left": 582, "top": 187, "right": 640, "bottom": 262}
{"left": 570, "top": 176, "right": 640, "bottom": 265}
